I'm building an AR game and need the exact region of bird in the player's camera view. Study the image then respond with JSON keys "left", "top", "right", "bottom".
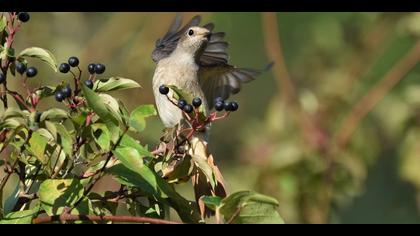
{"left": 151, "top": 14, "right": 271, "bottom": 217}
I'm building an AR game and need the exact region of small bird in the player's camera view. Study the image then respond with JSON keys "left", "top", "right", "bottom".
{"left": 151, "top": 14, "right": 270, "bottom": 216}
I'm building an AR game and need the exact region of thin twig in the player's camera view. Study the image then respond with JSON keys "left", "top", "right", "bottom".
{"left": 334, "top": 41, "right": 420, "bottom": 148}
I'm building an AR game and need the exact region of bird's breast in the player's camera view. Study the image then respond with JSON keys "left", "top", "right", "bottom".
{"left": 152, "top": 57, "right": 208, "bottom": 128}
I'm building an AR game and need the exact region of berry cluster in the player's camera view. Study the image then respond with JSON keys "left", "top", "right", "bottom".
{"left": 159, "top": 84, "right": 239, "bottom": 113}
{"left": 15, "top": 62, "right": 38, "bottom": 78}
{"left": 54, "top": 56, "right": 106, "bottom": 103}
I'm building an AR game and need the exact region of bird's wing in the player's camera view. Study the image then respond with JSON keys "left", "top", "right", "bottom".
{"left": 152, "top": 14, "right": 201, "bottom": 62}
{"left": 199, "top": 63, "right": 273, "bottom": 109}
{"left": 152, "top": 14, "right": 229, "bottom": 66}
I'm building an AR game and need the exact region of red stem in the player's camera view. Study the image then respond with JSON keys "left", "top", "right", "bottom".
{"left": 32, "top": 214, "right": 182, "bottom": 224}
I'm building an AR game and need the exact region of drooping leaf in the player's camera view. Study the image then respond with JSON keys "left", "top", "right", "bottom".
{"left": 0, "top": 205, "right": 40, "bottom": 224}
{"left": 219, "top": 191, "right": 284, "bottom": 224}
{"left": 129, "top": 105, "right": 157, "bottom": 133}
{"left": 82, "top": 83, "right": 119, "bottom": 130}
{"left": 52, "top": 123, "right": 73, "bottom": 156}
{"left": 113, "top": 146, "right": 144, "bottom": 172}
{"left": 1, "top": 108, "right": 28, "bottom": 120}
{"left": 91, "top": 123, "right": 111, "bottom": 151}
{"left": 40, "top": 108, "right": 68, "bottom": 122}
{"left": 119, "top": 134, "right": 153, "bottom": 158}
{"left": 18, "top": 47, "right": 57, "bottom": 72}
{"left": 38, "top": 179, "right": 84, "bottom": 216}
{"left": 107, "top": 163, "right": 201, "bottom": 223}
{"left": 94, "top": 77, "right": 141, "bottom": 92}
{"left": 28, "top": 130, "right": 49, "bottom": 164}
{"left": 201, "top": 196, "right": 222, "bottom": 211}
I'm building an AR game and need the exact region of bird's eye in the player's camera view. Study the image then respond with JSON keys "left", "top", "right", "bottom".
{"left": 188, "top": 29, "right": 194, "bottom": 36}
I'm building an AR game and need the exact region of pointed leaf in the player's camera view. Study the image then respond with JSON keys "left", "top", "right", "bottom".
{"left": 94, "top": 77, "right": 141, "bottom": 92}
{"left": 18, "top": 47, "right": 57, "bottom": 72}
{"left": 129, "top": 104, "right": 157, "bottom": 133}
{"left": 219, "top": 191, "right": 284, "bottom": 224}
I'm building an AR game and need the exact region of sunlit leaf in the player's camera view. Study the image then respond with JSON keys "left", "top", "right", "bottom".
{"left": 129, "top": 105, "right": 157, "bottom": 133}
{"left": 94, "top": 77, "right": 141, "bottom": 92}
{"left": 220, "top": 191, "right": 284, "bottom": 224}
{"left": 0, "top": 205, "right": 40, "bottom": 224}
{"left": 18, "top": 47, "right": 57, "bottom": 72}
{"left": 40, "top": 108, "right": 68, "bottom": 122}
{"left": 28, "top": 130, "right": 49, "bottom": 164}
{"left": 91, "top": 123, "right": 111, "bottom": 151}
{"left": 38, "top": 179, "right": 84, "bottom": 216}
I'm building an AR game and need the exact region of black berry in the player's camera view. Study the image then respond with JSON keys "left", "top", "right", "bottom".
{"left": 88, "top": 63, "right": 96, "bottom": 74}
{"left": 183, "top": 104, "right": 193, "bottom": 113}
{"left": 84, "top": 80, "right": 94, "bottom": 89}
{"left": 224, "top": 101, "right": 233, "bottom": 111}
{"left": 0, "top": 73, "right": 5, "bottom": 84}
{"left": 68, "top": 57, "right": 79, "bottom": 67}
{"left": 159, "top": 85, "right": 169, "bottom": 95}
{"left": 215, "top": 101, "right": 224, "bottom": 111}
{"left": 192, "top": 97, "right": 202, "bottom": 107}
{"left": 17, "top": 12, "right": 30, "bottom": 23}
{"left": 95, "top": 64, "right": 106, "bottom": 74}
{"left": 55, "top": 91, "right": 65, "bottom": 102}
{"left": 15, "top": 62, "right": 27, "bottom": 75}
{"left": 61, "top": 85, "right": 72, "bottom": 98}
{"left": 178, "top": 99, "right": 187, "bottom": 109}
{"left": 26, "top": 67, "right": 37, "bottom": 78}
{"left": 230, "top": 102, "right": 239, "bottom": 111}
{"left": 59, "top": 63, "right": 71, "bottom": 73}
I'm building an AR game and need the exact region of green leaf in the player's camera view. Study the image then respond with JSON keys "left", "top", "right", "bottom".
{"left": 82, "top": 84, "right": 121, "bottom": 144}
{"left": 28, "top": 130, "right": 49, "bottom": 164}
{"left": 113, "top": 146, "right": 144, "bottom": 172}
{"left": 120, "top": 134, "right": 153, "bottom": 158}
{"left": 34, "top": 86, "right": 56, "bottom": 99}
{"left": 98, "top": 93, "right": 123, "bottom": 125}
{"left": 201, "top": 196, "right": 222, "bottom": 211}
{"left": 18, "top": 47, "right": 57, "bottom": 72}
{"left": 82, "top": 84, "right": 119, "bottom": 127}
{"left": 0, "top": 15, "right": 6, "bottom": 33}
{"left": 0, "top": 118, "right": 25, "bottom": 130}
{"left": 167, "top": 85, "right": 193, "bottom": 103}
{"left": 107, "top": 163, "right": 201, "bottom": 223}
{"left": 91, "top": 123, "right": 111, "bottom": 151}
{"left": 53, "top": 123, "right": 73, "bottom": 157}
{"left": 219, "top": 191, "right": 284, "bottom": 224}
{"left": 38, "top": 179, "right": 84, "bottom": 216}
{"left": 129, "top": 105, "right": 157, "bottom": 133}
{"left": 0, "top": 205, "right": 40, "bottom": 224}
{"left": 40, "top": 108, "right": 68, "bottom": 122}
{"left": 2, "top": 108, "right": 28, "bottom": 120}
{"left": 94, "top": 77, "right": 141, "bottom": 92}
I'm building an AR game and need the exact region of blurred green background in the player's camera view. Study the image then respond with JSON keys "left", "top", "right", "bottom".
{"left": 5, "top": 12, "right": 420, "bottom": 223}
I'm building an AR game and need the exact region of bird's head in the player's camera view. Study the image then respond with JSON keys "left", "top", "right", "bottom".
{"left": 177, "top": 26, "right": 211, "bottom": 58}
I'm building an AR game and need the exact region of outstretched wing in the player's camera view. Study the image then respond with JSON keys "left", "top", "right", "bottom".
{"left": 199, "top": 63, "right": 273, "bottom": 109}
{"left": 152, "top": 14, "right": 229, "bottom": 66}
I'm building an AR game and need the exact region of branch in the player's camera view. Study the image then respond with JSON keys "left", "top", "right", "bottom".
{"left": 32, "top": 214, "right": 182, "bottom": 224}
{"left": 334, "top": 41, "right": 420, "bottom": 148}
{"left": 261, "top": 12, "right": 296, "bottom": 105}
